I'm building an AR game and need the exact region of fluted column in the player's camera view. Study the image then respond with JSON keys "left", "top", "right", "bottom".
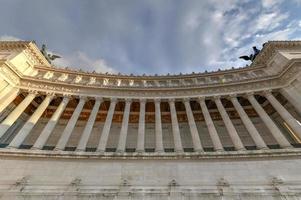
{"left": 0, "top": 91, "right": 36, "bottom": 138}
{"left": 280, "top": 88, "right": 301, "bottom": 115}
{"left": 215, "top": 96, "right": 245, "bottom": 150}
{"left": 264, "top": 91, "right": 301, "bottom": 140}
{"left": 76, "top": 97, "right": 102, "bottom": 151}
{"left": 199, "top": 98, "right": 223, "bottom": 151}
{"left": 136, "top": 99, "right": 146, "bottom": 153}
{"left": 155, "top": 99, "right": 164, "bottom": 152}
{"left": 54, "top": 96, "right": 86, "bottom": 150}
{"left": 183, "top": 98, "right": 203, "bottom": 152}
{"left": 97, "top": 98, "right": 117, "bottom": 152}
{"left": 169, "top": 99, "right": 184, "bottom": 153}
{"left": 247, "top": 93, "right": 292, "bottom": 148}
{"left": 32, "top": 96, "right": 70, "bottom": 149}
{"left": 0, "top": 88, "right": 19, "bottom": 113}
{"left": 230, "top": 95, "right": 268, "bottom": 149}
{"left": 116, "top": 99, "right": 132, "bottom": 153}
{"left": 8, "top": 94, "right": 54, "bottom": 148}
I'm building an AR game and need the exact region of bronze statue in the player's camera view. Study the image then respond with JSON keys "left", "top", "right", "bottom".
{"left": 40, "top": 44, "right": 61, "bottom": 64}
{"left": 239, "top": 46, "right": 260, "bottom": 62}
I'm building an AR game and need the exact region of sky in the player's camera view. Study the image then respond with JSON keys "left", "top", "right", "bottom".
{"left": 0, "top": 0, "right": 301, "bottom": 75}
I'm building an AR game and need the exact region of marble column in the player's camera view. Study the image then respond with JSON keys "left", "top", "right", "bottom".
{"left": 169, "top": 99, "right": 184, "bottom": 153}
{"left": 247, "top": 93, "right": 292, "bottom": 148}
{"left": 8, "top": 94, "right": 54, "bottom": 148}
{"left": 215, "top": 96, "right": 245, "bottom": 150}
{"left": 183, "top": 98, "right": 203, "bottom": 152}
{"left": 230, "top": 95, "right": 268, "bottom": 149}
{"left": 136, "top": 99, "right": 146, "bottom": 153}
{"left": 264, "top": 90, "right": 301, "bottom": 140}
{"left": 280, "top": 88, "right": 301, "bottom": 115}
{"left": 54, "top": 96, "right": 86, "bottom": 150}
{"left": 32, "top": 96, "right": 70, "bottom": 149}
{"left": 116, "top": 99, "right": 132, "bottom": 153}
{"left": 155, "top": 99, "right": 164, "bottom": 152}
{"left": 199, "top": 98, "right": 224, "bottom": 151}
{"left": 0, "top": 88, "right": 19, "bottom": 113}
{"left": 97, "top": 98, "right": 117, "bottom": 152}
{"left": 76, "top": 97, "right": 102, "bottom": 151}
{"left": 0, "top": 92, "right": 36, "bottom": 139}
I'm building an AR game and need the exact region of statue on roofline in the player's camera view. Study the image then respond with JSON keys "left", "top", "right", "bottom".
{"left": 239, "top": 46, "right": 260, "bottom": 62}
{"left": 40, "top": 44, "right": 61, "bottom": 64}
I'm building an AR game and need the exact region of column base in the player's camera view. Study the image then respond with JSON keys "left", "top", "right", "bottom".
{"left": 258, "top": 147, "right": 269, "bottom": 150}
{"left": 283, "top": 145, "right": 294, "bottom": 149}
{"left": 75, "top": 149, "right": 85, "bottom": 152}
{"left": 155, "top": 150, "right": 164, "bottom": 155}
{"left": 96, "top": 149, "right": 105, "bottom": 154}
{"left": 30, "top": 147, "right": 42, "bottom": 151}
{"left": 53, "top": 148, "right": 63, "bottom": 151}
{"left": 195, "top": 149, "right": 204, "bottom": 153}
{"left": 236, "top": 148, "right": 246, "bottom": 151}
{"left": 5, "top": 146, "right": 17, "bottom": 149}
{"left": 115, "top": 150, "right": 125, "bottom": 154}
{"left": 135, "top": 150, "right": 145, "bottom": 153}
{"left": 215, "top": 148, "right": 224, "bottom": 152}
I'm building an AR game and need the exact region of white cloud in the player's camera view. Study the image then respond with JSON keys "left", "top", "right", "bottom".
{"left": 0, "top": 35, "right": 22, "bottom": 41}
{"left": 53, "top": 51, "right": 117, "bottom": 74}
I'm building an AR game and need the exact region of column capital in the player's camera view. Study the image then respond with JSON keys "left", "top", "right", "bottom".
{"left": 183, "top": 98, "right": 191, "bottom": 103}
{"left": 93, "top": 96, "right": 103, "bottom": 102}
{"left": 28, "top": 90, "right": 38, "bottom": 95}
{"left": 229, "top": 93, "right": 237, "bottom": 99}
{"left": 110, "top": 97, "right": 118, "bottom": 103}
{"left": 79, "top": 95, "right": 88, "bottom": 101}
{"left": 262, "top": 90, "right": 272, "bottom": 96}
{"left": 154, "top": 98, "right": 161, "bottom": 103}
{"left": 245, "top": 92, "right": 255, "bottom": 97}
{"left": 124, "top": 98, "right": 132, "bottom": 103}
{"left": 139, "top": 98, "right": 147, "bottom": 104}
{"left": 45, "top": 91, "right": 55, "bottom": 97}
{"left": 213, "top": 95, "right": 221, "bottom": 101}
{"left": 168, "top": 98, "right": 175, "bottom": 103}
{"left": 198, "top": 96, "right": 206, "bottom": 102}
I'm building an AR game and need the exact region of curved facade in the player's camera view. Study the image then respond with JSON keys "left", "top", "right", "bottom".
{"left": 0, "top": 41, "right": 301, "bottom": 199}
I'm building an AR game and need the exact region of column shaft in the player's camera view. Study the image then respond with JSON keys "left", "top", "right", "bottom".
{"left": 136, "top": 100, "right": 146, "bottom": 152}
{"left": 0, "top": 88, "right": 19, "bottom": 113}
{"left": 199, "top": 98, "right": 223, "bottom": 151}
{"left": 183, "top": 99, "right": 203, "bottom": 152}
{"left": 97, "top": 99, "right": 117, "bottom": 152}
{"left": 215, "top": 97, "right": 245, "bottom": 150}
{"left": 155, "top": 99, "right": 164, "bottom": 152}
{"left": 116, "top": 99, "right": 132, "bottom": 152}
{"left": 265, "top": 91, "right": 301, "bottom": 140}
{"left": 32, "top": 97, "right": 70, "bottom": 149}
{"left": 280, "top": 88, "right": 301, "bottom": 115}
{"left": 247, "top": 94, "right": 292, "bottom": 148}
{"left": 55, "top": 97, "right": 86, "bottom": 150}
{"left": 0, "top": 92, "right": 36, "bottom": 138}
{"left": 76, "top": 98, "right": 102, "bottom": 151}
{"left": 8, "top": 95, "right": 53, "bottom": 148}
{"left": 169, "top": 100, "right": 184, "bottom": 153}
{"left": 231, "top": 96, "right": 268, "bottom": 149}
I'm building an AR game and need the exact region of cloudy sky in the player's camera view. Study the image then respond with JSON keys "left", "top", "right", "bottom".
{"left": 0, "top": 0, "right": 301, "bottom": 75}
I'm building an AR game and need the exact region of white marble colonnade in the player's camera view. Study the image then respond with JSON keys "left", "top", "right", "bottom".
{"left": 0, "top": 89, "right": 300, "bottom": 153}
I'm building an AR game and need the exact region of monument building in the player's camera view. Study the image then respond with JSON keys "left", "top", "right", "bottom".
{"left": 0, "top": 40, "right": 301, "bottom": 199}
